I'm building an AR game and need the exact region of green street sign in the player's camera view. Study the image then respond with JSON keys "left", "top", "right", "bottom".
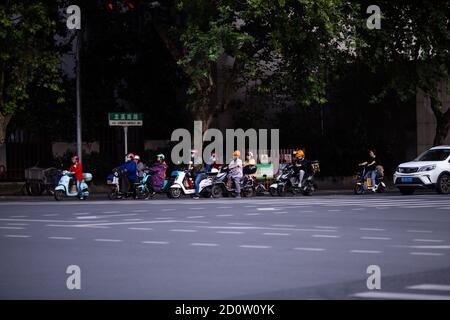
{"left": 108, "top": 112, "right": 143, "bottom": 126}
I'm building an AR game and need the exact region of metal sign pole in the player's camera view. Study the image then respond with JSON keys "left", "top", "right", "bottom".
{"left": 124, "top": 126, "right": 128, "bottom": 156}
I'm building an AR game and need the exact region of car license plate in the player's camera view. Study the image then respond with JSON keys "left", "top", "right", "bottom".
{"left": 401, "top": 177, "right": 413, "bottom": 183}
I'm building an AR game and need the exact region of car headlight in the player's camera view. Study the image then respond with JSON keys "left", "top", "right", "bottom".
{"left": 418, "top": 164, "right": 436, "bottom": 172}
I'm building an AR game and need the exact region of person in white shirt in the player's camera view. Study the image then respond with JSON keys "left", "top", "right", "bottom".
{"left": 229, "top": 150, "right": 243, "bottom": 198}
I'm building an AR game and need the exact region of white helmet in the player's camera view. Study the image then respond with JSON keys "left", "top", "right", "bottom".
{"left": 134, "top": 155, "right": 140, "bottom": 161}
{"left": 210, "top": 168, "right": 219, "bottom": 173}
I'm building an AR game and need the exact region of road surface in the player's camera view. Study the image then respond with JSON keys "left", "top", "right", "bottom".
{"left": 1, "top": 194, "right": 450, "bottom": 299}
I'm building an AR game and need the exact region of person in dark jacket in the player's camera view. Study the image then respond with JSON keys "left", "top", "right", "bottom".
{"left": 116, "top": 153, "right": 138, "bottom": 194}
{"left": 148, "top": 154, "right": 167, "bottom": 193}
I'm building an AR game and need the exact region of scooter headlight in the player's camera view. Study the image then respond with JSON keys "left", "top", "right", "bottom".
{"left": 418, "top": 164, "right": 436, "bottom": 172}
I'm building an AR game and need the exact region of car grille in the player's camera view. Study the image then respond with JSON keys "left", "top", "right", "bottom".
{"left": 398, "top": 167, "right": 418, "bottom": 173}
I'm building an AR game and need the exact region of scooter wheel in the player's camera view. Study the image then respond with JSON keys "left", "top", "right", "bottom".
{"left": 354, "top": 184, "right": 364, "bottom": 195}
{"left": 242, "top": 188, "right": 254, "bottom": 197}
{"left": 169, "top": 188, "right": 182, "bottom": 199}
{"left": 108, "top": 189, "right": 118, "bottom": 200}
{"left": 269, "top": 187, "right": 278, "bottom": 197}
{"left": 211, "top": 185, "right": 223, "bottom": 198}
{"left": 54, "top": 190, "right": 64, "bottom": 201}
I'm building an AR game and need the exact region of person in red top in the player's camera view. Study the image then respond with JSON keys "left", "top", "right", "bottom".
{"left": 68, "top": 155, "right": 83, "bottom": 197}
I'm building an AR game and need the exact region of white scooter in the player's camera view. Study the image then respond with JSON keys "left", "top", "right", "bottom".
{"left": 54, "top": 170, "right": 92, "bottom": 201}
{"left": 168, "top": 169, "right": 217, "bottom": 198}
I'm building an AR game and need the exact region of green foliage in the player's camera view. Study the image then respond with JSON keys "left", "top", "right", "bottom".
{"left": 0, "top": 1, "right": 65, "bottom": 116}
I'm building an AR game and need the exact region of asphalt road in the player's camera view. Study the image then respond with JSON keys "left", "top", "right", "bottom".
{"left": 1, "top": 193, "right": 450, "bottom": 300}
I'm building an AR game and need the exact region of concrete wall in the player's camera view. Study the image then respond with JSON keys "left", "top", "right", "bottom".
{"left": 417, "top": 81, "right": 450, "bottom": 154}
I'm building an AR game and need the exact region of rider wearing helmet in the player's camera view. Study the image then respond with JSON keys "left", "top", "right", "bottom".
{"left": 229, "top": 150, "right": 243, "bottom": 198}
{"left": 293, "top": 148, "right": 307, "bottom": 188}
{"left": 68, "top": 155, "right": 83, "bottom": 198}
{"left": 243, "top": 151, "right": 257, "bottom": 177}
{"left": 116, "top": 152, "right": 138, "bottom": 195}
{"left": 148, "top": 154, "right": 167, "bottom": 193}
{"left": 193, "top": 151, "right": 218, "bottom": 199}
{"left": 134, "top": 155, "right": 146, "bottom": 178}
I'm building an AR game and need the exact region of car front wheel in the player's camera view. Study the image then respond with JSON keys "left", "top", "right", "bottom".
{"left": 437, "top": 173, "right": 450, "bottom": 194}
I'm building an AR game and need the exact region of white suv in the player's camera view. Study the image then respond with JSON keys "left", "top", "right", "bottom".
{"left": 394, "top": 145, "right": 450, "bottom": 195}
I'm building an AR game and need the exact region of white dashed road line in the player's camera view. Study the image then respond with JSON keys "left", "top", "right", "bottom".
{"left": 413, "top": 239, "right": 444, "bottom": 243}
{"left": 407, "top": 284, "right": 450, "bottom": 291}
{"left": 142, "top": 241, "right": 169, "bottom": 245}
{"left": 350, "top": 250, "right": 382, "bottom": 254}
{"left": 359, "top": 228, "right": 385, "bottom": 231}
{"left": 407, "top": 230, "right": 433, "bottom": 234}
{"left": 49, "top": 237, "right": 74, "bottom": 240}
{"left": 312, "top": 234, "right": 340, "bottom": 238}
{"left": 216, "top": 231, "right": 244, "bottom": 234}
{"left": 128, "top": 227, "right": 153, "bottom": 231}
{"left": 190, "top": 243, "right": 219, "bottom": 247}
{"left": 294, "top": 247, "right": 326, "bottom": 252}
{"left": 239, "top": 245, "right": 271, "bottom": 249}
{"left": 4, "top": 235, "right": 30, "bottom": 238}
{"left": 170, "top": 229, "right": 197, "bottom": 233}
{"left": 361, "top": 236, "right": 391, "bottom": 240}
{"left": 94, "top": 239, "right": 123, "bottom": 242}
{"left": 263, "top": 233, "right": 290, "bottom": 236}
{"left": 0, "top": 226, "right": 25, "bottom": 230}
{"left": 409, "top": 252, "right": 444, "bottom": 256}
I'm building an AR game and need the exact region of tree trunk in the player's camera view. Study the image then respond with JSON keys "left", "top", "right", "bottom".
{"left": 429, "top": 94, "right": 450, "bottom": 146}
{"left": 0, "top": 113, "right": 11, "bottom": 174}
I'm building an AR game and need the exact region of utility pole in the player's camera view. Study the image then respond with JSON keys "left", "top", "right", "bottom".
{"left": 76, "top": 27, "right": 82, "bottom": 163}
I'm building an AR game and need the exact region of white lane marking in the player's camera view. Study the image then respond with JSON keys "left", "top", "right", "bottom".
{"left": 228, "top": 222, "right": 252, "bottom": 226}
{"left": 245, "top": 213, "right": 261, "bottom": 216}
{"left": 142, "top": 241, "right": 169, "bottom": 245}
{"left": 9, "top": 215, "right": 27, "bottom": 218}
{"left": 46, "top": 224, "right": 110, "bottom": 229}
{"left": 43, "top": 214, "right": 59, "bottom": 217}
{"left": 217, "top": 206, "right": 232, "bottom": 209}
{"left": 244, "top": 205, "right": 257, "bottom": 208}
{"left": 189, "top": 207, "right": 205, "bottom": 210}
{"left": 315, "top": 226, "right": 339, "bottom": 230}
{"left": 0, "top": 218, "right": 108, "bottom": 223}
{"left": 351, "top": 208, "right": 366, "bottom": 211}
{"left": 50, "top": 220, "right": 207, "bottom": 228}
{"left": 413, "top": 239, "right": 444, "bottom": 243}
{"left": 257, "top": 208, "right": 280, "bottom": 211}
{"left": 407, "top": 245, "right": 450, "bottom": 249}
{"left": 312, "top": 234, "right": 340, "bottom": 238}
{"left": 187, "top": 216, "right": 204, "bottom": 219}
{"left": 409, "top": 252, "right": 444, "bottom": 256}
{"left": 294, "top": 247, "right": 326, "bottom": 252}
{"left": 190, "top": 243, "right": 219, "bottom": 247}
{"left": 350, "top": 250, "right": 382, "bottom": 254}
{"left": 128, "top": 227, "right": 153, "bottom": 231}
{"left": 407, "top": 230, "right": 433, "bottom": 233}
{"left": 327, "top": 209, "right": 342, "bottom": 212}
{"left": 4, "top": 235, "right": 30, "bottom": 238}
{"left": 0, "top": 226, "right": 25, "bottom": 230}
{"left": 216, "top": 231, "right": 244, "bottom": 234}
{"left": 361, "top": 236, "right": 391, "bottom": 240}
{"left": 102, "top": 211, "right": 120, "bottom": 214}
{"left": 239, "top": 245, "right": 271, "bottom": 249}
{"left": 274, "top": 212, "right": 287, "bottom": 214}
{"left": 123, "top": 218, "right": 142, "bottom": 221}
{"left": 216, "top": 214, "right": 233, "bottom": 217}
{"left": 359, "top": 228, "right": 385, "bottom": 231}
{"left": 162, "top": 209, "right": 176, "bottom": 211}
{"left": 198, "top": 226, "right": 336, "bottom": 233}
{"left": 351, "top": 291, "right": 450, "bottom": 300}
{"left": 5, "top": 223, "right": 29, "bottom": 226}
{"left": 49, "top": 237, "right": 74, "bottom": 240}
{"left": 263, "top": 232, "right": 290, "bottom": 236}
{"left": 73, "top": 212, "right": 90, "bottom": 215}
{"left": 170, "top": 229, "right": 197, "bottom": 233}
{"left": 132, "top": 210, "right": 149, "bottom": 213}
{"left": 155, "top": 217, "right": 174, "bottom": 220}
{"left": 94, "top": 239, "right": 123, "bottom": 242}
{"left": 407, "top": 284, "right": 450, "bottom": 291}
{"left": 272, "top": 224, "right": 296, "bottom": 228}
{"left": 77, "top": 214, "right": 137, "bottom": 219}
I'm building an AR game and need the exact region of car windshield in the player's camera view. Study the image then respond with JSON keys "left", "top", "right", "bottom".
{"left": 416, "top": 149, "right": 450, "bottom": 161}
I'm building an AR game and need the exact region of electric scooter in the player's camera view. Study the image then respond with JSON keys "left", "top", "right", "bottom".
{"left": 54, "top": 170, "right": 92, "bottom": 201}
{"left": 168, "top": 169, "right": 216, "bottom": 198}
